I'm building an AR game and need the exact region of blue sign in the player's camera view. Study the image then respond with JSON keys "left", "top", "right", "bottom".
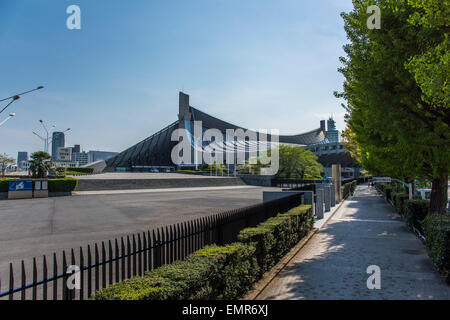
{"left": 8, "top": 180, "right": 32, "bottom": 191}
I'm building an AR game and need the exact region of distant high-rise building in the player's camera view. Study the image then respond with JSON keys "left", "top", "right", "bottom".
{"left": 52, "top": 132, "right": 65, "bottom": 160}
{"left": 72, "top": 144, "right": 81, "bottom": 154}
{"left": 17, "top": 152, "right": 28, "bottom": 169}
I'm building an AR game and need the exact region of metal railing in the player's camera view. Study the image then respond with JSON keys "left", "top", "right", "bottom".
{"left": 0, "top": 193, "right": 301, "bottom": 300}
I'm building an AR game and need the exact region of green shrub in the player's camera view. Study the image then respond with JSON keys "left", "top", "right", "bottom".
{"left": 238, "top": 204, "right": 313, "bottom": 276}
{"left": 424, "top": 214, "right": 450, "bottom": 284}
{"left": 405, "top": 200, "right": 429, "bottom": 231}
{"left": 342, "top": 181, "right": 356, "bottom": 198}
{"left": 384, "top": 187, "right": 392, "bottom": 201}
{"left": 190, "top": 243, "right": 259, "bottom": 299}
{"left": 392, "top": 193, "right": 409, "bottom": 215}
{"left": 237, "top": 225, "right": 275, "bottom": 275}
{"left": 48, "top": 177, "right": 78, "bottom": 192}
{"left": 93, "top": 204, "right": 313, "bottom": 300}
{"left": 92, "top": 243, "right": 258, "bottom": 300}
{"left": 65, "top": 167, "right": 94, "bottom": 174}
{"left": 0, "top": 179, "right": 10, "bottom": 192}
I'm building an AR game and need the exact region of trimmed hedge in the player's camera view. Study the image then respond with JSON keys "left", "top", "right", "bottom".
{"left": 0, "top": 179, "right": 10, "bottom": 192}
{"left": 48, "top": 178, "right": 78, "bottom": 192}
{"left": 424, "top": 214, "right": 450, "bottom": 284}
{"left": 392, "top": 192, "right": 409, "bottom": 215}
{"left": 65, "top": 167, "right": 94, "bottom": 174}
{"left": 238, "top": 204, "right": 314, "bottom": 276}
{"left": 92, "top": 242, "right": 258, "bottom": 300}
{"left": 342, "top": 180, "right": 357, "bottom": 198}
{"left": 405, "top": 200, "right": 429, "bottom": 232}
{"left": 92, "top": 203, "right": 314, "bottom": 300}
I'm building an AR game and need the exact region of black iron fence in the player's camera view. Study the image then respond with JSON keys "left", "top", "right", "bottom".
{"left": 271, "top": 178, "right": 320, "bottom": 189}
{"left": 0, "top": 193, "right": 301, "bottom": 300}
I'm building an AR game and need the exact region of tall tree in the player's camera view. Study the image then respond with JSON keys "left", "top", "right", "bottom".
{"left": 336, "top": 0, "right": 449, "bottom": 214}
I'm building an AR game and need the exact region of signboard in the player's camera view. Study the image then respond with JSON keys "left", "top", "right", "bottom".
{"left": 373, "top": 177, "right": 391, "bottom": 183}
{"left": 8, "top": 180, "right": 33, "bottom": 191}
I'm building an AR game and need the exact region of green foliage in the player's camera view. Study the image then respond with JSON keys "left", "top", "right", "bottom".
{"left": 29, "top": 152, "right": 52, "bottom": 178}
{"left": 92, "top": 243, "right": 258, "bottom": 300}
{"left": 405, "top": 199, "right": 430, "bottom": 230}
{"left": 48, "top": 178, "right": 78, "bottom": 192}
{"left": 392, "top": 193, "right": 410, "bottom": 215}
{"left": 273, "top": 145, "right": 322, "bottom": 179}
{"left": 66, "top": 167, "right": 94, "bottom": 174}
{"left": 424, "top": 213, "right": 450, "bottom": 283}
{"left": 238, "top": 205, "right": 314, "bottom": 276}
{"left": 93, "top": 204, "right": 313, "bottom": 300}
{"left": 342, "top": 180, "right": 357, "bottom": 198}
{"left": 336, "top": 0, "right": 449, "bottom": 214}
{"left": 207, "top": 163, "right": 224, "bottom": 174}
{"left": 0, "top": 178, "right": 10, "bottom": 192}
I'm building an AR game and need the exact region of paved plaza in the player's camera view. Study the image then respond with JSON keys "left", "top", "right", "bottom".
{"left": 0, "top": 186, "right": 276, "bottom": 284}
{"left": 259, "top": 184, "right": 450, "bottom": 300}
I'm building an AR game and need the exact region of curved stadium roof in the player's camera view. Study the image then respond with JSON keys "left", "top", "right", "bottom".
{"left": 105, "top": 93, "right": 326, "bottom": 170}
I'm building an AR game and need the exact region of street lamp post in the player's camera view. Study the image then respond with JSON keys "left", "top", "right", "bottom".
{"left": 0, "top": 113, "right": 16, "bottom": 127}
{"left": 33, "top": 120, "right": 70, "bottom": 154}
{"left": 0, "top": 86, "right": 44, "bottom": 116}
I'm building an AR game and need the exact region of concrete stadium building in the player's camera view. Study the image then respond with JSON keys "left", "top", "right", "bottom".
{"left": 97, "top": 92, "right": 360, "bottom": 179}
{"left": 103, "top": 92, "right": 328, "bottom": 172}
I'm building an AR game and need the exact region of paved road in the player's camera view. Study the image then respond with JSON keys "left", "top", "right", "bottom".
{"left": 0, "top": 186, "right": 277, "bottom": 290}
{"left": 259, "top": 184, "right": 450, "bottom": 300}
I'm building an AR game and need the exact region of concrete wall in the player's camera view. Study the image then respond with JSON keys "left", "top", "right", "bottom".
{"left": 263, "top": 191, "right": 302, "bottom": 203}
{"left": 76, "top": 177, "right": 247, "bottom": 191}
{"left": 239, "top": 174, "right": 273, "bottom": 187}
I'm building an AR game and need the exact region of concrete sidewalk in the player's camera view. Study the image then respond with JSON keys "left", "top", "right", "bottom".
{"left": 259, "top": 184, "right": 450, "bottom": 300}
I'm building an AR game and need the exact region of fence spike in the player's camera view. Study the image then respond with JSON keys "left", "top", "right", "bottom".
{"left": 79, "top": 246, "right": 84, "bottom": 300}
{"left": 108, "top": 240, "right": 113, "bottom": 285}
{"left": 32, "top": 258, "right": 37, "bottom": 300}
{"left": 53, "top": 253, "right": 58, "bottom": 300}
{"left": 21, "top": 260, "right": 26, "bottom": 300}
{"left": 9, "top": 263, "right": 14, "bottom": 300}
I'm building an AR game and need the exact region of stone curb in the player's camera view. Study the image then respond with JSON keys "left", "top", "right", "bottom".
{"left": 242, "top": 194, "right": 350, "bottom": 300}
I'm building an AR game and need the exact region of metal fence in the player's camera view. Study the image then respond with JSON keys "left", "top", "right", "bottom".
{"left": 271, "top": 178, "right": 320, "bottom": 189}
{"left": 0, "top": 193, "right": 302, "bottom": 300}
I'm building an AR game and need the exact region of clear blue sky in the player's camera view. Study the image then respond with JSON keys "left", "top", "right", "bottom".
{"left": 0, "top": 0, "right": 353, "bottom": 159}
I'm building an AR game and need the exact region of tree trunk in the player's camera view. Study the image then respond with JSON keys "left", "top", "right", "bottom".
{"left": 430, "top": 174, "right": 448, "bottom": 215}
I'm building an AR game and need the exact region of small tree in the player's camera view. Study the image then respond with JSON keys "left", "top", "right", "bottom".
{"left": 29, "top": 151, "right": 52, "bottom": 178}
{"left": 274, "top": 145, "right": 322, "bottom": 179}
{"left": 0, "top": 153, "right": 15, "bottom": 176}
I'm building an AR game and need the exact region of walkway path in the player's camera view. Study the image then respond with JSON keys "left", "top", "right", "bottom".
{"left": 259, "top": 184, "right": 450, "bottom": 300}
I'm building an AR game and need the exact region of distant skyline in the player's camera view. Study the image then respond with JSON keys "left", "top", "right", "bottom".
{"left": 0, "top": 0, "right": 353, "bottom": 159}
